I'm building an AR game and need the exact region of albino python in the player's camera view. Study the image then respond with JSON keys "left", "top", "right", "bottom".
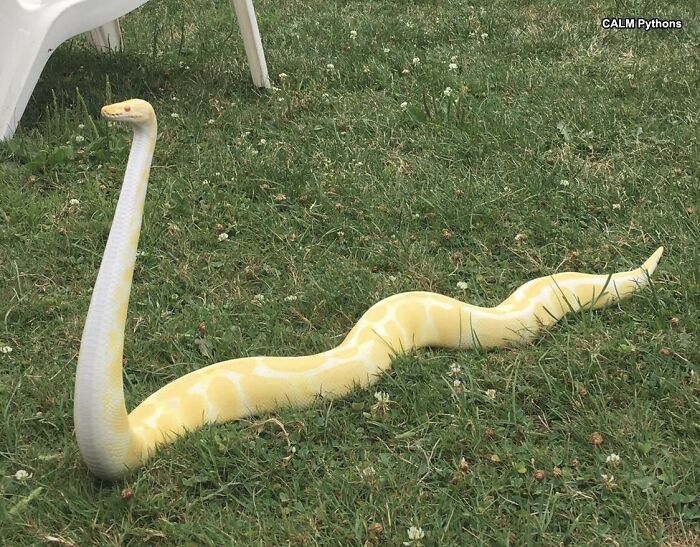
{"left": 75, "top": 99, "right": 664, "bottom": 479}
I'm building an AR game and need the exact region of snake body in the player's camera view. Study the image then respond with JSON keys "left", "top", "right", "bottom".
{"left": 74, "top": 99, "right": 664, "bottom": 479}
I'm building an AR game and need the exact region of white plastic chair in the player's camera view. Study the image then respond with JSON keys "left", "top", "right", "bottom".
{"left": 0, "top": 0, "right": 270, "bottom": 140}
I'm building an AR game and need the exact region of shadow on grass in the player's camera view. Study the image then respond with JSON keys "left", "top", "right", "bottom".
{"left": 21, "top": 41, "right": 258, "bottom": 133}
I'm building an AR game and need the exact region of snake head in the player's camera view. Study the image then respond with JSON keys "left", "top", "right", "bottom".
{"left": 101, "top": 99, "right": 155, "bottom": 125}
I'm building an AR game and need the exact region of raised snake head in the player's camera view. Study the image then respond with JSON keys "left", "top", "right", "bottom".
{"left": 101, "top": 99, "right": 155, "bottom": 125}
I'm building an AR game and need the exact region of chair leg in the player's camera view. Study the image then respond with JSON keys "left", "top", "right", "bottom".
{"left": 85, "top": 19, "right": 123, "bottom": 52}
{"left": 230, "top": 0, "right": 270, "bottom": 88}
{"left": 0, "top": 40, "right": 53, "bottom": 140}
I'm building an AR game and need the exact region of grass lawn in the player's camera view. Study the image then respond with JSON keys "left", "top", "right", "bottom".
{"left": 1, "top": 0, "right": 698, "bottom": 544}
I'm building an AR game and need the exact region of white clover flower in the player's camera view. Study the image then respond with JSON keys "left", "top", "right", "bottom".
{"left": 400, "top": 101, "right": 408, "bottom": 110}
{"left": 14, "top": 469, "right": 31, "bottom": 480}
{"left": 78, "top": 123, "right": 85, "bottom": 130}
{"left": 350, "top": 30, "right": 357, "bottom": 39}
{"left": 449, "top": 363, "right": 461, "bottom": 376}
{"left": 404, "top": 526, "right": 425, "bottom": 544}
{"left": 383, "top": 47, "right": 390, "bottom": 53}
{"left": 217, "top": 232, "right": 229, "bottom": 242}
{"left": 372, "top": 391, "right": 391, "bottom": 414}
{"left": 259, "top": 138, "right": 267, "bottom": 145}
{"left": 612, "top": 203, "right": 621, "bottom": 210}
{"left": 453, "top": 379, "right": 462, "bottom": 388}
{"left": 402, "top": 68, "right": 410, "bottom": 75}
{"left": 443, "top": 87, "right": 453, "bottom": 97}
{"left": 252, "top": 294, "right": 265, "bottom": 303}
{"left": 448, "top": 62, "right": 458, "bottom": 71}
{"left": 75, "top": 135, "right": 85, "bottom": 143}
{"left": 388, "top": 275, "right": 397, "bottom": 282}
{"left": 359, "top": 466, "right": 376, "bottom": 480}
{"left": 208, "top": 119, "right": 215, "bottom": 125}
{"left": 456, "top": 281, "right": 468, "bottom": 289}
{"left": 601, "top": 474, "right": 616, "bottom": 488}
{"left": 559, "top": 179, "right": 570, "bottom": 187}
{"left": 278, "top": 72, "right": 289, "bottom": 80}
{"left": 408, "top": 526, "right": 425, "bottom": 540}
{"left": 481, "top": 32, "right": 489, "bottom": 39}
{"left": 412, "top": 56, "right": 421, "bottom": 65}
{"left": 284, "top": 295, "right": 298, "bottom": 302}
{"left": 69, "top": 198, "right": 80, "bottom": 206}
{"left": 485, "top": 389, "right": 497, "bottom": 400}
{"left": 1, "top": 346, "right": 12, "bottom": 354}
{"left": 326, "top": 63, "right": 335, "bottom": 70}
{"left": 606, "top": 453, "right": 621, "bottom": 465}
{"left": 374, "top": 391, "right": 390, "bottom": 403}
{"left": 171, "top": 113, "right": 180, "bottom": 118}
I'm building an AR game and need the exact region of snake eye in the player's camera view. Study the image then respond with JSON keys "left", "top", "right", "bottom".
{"left": 124, "top": 106, "right": 131, "bottom": 112}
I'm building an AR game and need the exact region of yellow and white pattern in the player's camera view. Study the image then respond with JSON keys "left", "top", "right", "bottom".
{"left": 74, "top": 99, "right": 664, "bottom": 479}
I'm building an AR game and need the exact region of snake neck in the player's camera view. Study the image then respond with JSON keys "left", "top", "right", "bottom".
{"left": 74, "top": 119, "right": 156, "bottom": 479}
